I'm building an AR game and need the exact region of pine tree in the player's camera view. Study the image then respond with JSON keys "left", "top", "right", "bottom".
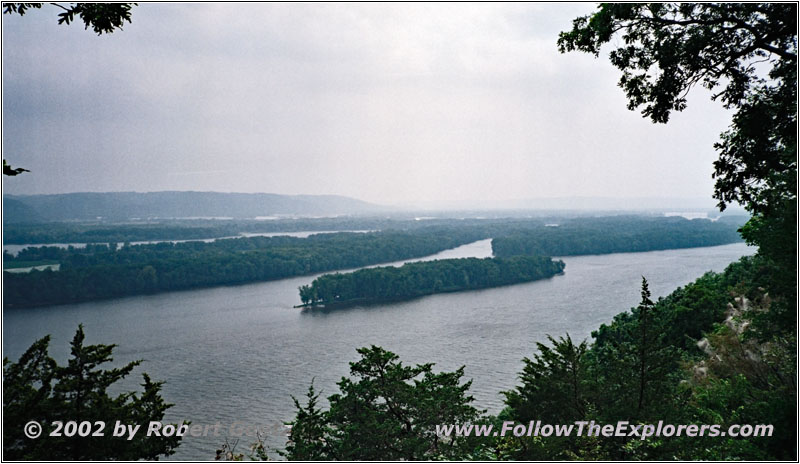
{"left": 3, "top": 325, "right": 182, "bottom": 460}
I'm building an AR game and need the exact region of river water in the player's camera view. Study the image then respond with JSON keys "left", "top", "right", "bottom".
{"left": 2, "top": 240, "right": 753, "bottom": 459}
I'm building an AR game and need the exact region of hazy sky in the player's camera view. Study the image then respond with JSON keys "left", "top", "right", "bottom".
{"left": 2, "top": 3, "right": 733, "bottom": 208}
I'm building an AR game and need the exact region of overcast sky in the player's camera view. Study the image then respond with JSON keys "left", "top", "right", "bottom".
{"left": 2, "top": 3, "right": 733, "bottom": 208}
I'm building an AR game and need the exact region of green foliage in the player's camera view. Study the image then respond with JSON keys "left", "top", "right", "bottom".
{"left": 505, "top": 334, "right": 588, "bottom": 424}
{"left": 712, "top": 59, "right": 796, "bottom": 215}
{"left": 557, "top": 3, "right": 796, "bottom": 326}
{"left": 557, "top": 3, "right": 796, "bottom": 123}
{"left": 281, "top": 382, "right": 329, "bottom": 460}
{"left": 590, "top": 278, "right": 684, "bottom": 424}
{"left": 299, "top": 256, "right": 565, "bottom": 307}
{"left": 678, "top": 291, "right": 797, "bottom": 460}
{"left": 283, "top": 346, "right": 484, "bottom": 460}
{"left": 500, "top": 255, "right": 795, "bottom": 460}
{"left": 738, "top": 202, "right": 797, "bottom": 340}
{"left": 556, "top": 14, "right": 796, "bottom": 457}
{"left": 3, "top": 228, "right": 489, "bottom": 307}
{"left": 283, "top": 257, "right": 793, "bottom": 461}
{"left": 491, "top": 216, "right": 743, "bottom": 258}
{"left": 3, "top": 325, "right": 181, "bottom": 460}
{"left": 3, "top": 223, "right": 240, "bottom": 245}
{"left": 3, "top": 2, "right": 135, "bottom": 35}
{"left": 1, "top": 216, "right": 490, "bottom": 244}
{"left": 501, "top": 334, "right": 589, "bottom": 459}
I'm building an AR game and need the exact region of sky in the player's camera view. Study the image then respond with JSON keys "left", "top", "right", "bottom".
{"left": 2, "top": 3, "right": 734, "bottom": 209}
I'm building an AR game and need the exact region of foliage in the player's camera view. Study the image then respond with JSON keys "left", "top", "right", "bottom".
{"left": 1, "top": 216, "right": 508, "bottom": 244}
{"left": 3, "top": 325, "right": 181, "bottom": 460}
{"left": 557, "top": 3, "right": 796, "bottom": 321}
{"left": 492, "top": 215, "right": 743, "bottom": 257}
{"left": 281, "top": 382, "right": 330, "bottom": 460}
{"left": 500, "top": 255, "right": 795, "bottom": 460}
{"left": 558, "top": 11, "right": 797, "bottom": 440}
{"left": 298, "top": 256, "right": 565, "bottom": 307}
{"left": 278, "top": 256, "right": 793, "bottom": 461}
{"left": 588, "top": 278, "right": 684, "bottom": 423}
{"left": 215, "top": 434, "right": 270, "bottom": 461}
{"left": 673, "top": 276, "right": 796, "bottom": 460}
{"left": 500, "top": 334, "right": 589, "bottom": 459}
{"left": 505, "top": 334, "right": 588, "bottom": 424}
{"left": 283, "top": 346, "right": 484, "bottom": 460}
{"left": 3, "top": 2, "right": 135, "bottom": 35}
{"left": 3, "top": 228, "right": 489, "bottom": 308}
{"left": 557, "top": 3, "right": 796, "bottom": 121}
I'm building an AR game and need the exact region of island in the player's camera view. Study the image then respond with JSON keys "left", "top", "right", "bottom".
{"left": 297, "top": 256, "right": 565, "bottom": 307}
{"left": 492, "top": 216, "right": 744, "bottom": 257}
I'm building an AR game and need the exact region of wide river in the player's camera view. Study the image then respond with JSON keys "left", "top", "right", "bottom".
{"left": 3, "top": 240, "right": 753, "bottom": 459}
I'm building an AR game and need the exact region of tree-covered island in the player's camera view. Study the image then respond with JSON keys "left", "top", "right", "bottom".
{"left": 3, "top": 228, "right": 488, "bottom": 308}
{"left": 492, "top": 216, "right": 744, "bottom": 257}
{"left": 297, "top": 256, "right": 565, "bottom": 307}
{"left": 4, "top": 216, "right": 745, "bottom": 308}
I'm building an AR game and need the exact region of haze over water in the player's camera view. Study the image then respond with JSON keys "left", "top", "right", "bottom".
{"left": 3, "top": 240, "right": 753, "bottom": 459}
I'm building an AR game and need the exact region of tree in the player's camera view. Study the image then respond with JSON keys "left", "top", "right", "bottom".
{"left": 280, "top": 382, "right": 331, "bottom": 461}
{"left": 3, "top": 325, "right": 181, "bottom": 460}
{"left": 635, "top": 277, "right": 654, "bottom": 414}
{"left": 557, "top": 3, "right": 796, "bottom": 216}
{"left": 558, "top": 1, "right": 797, "bottom": 342}
{"left": 3, "top": 2, "right": 136, "bottom": 176}
{"left": 282, "top": 346, "right": 483, "bottom": 460}
{"left": 589, "top": 278, "right": 682, "bottom": 424}
{"left": 3, "top": 2, "right": 135, "bottom": 35}
{"left": 504, "top": 334, "right": 588, "bottom": 424}
{"left": 501, "top": 334, "right": 590, "bottom": 460}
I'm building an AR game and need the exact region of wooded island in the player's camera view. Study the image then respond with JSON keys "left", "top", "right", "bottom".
{"left": 298, "top": 256, "right": 565, "bottom": 307}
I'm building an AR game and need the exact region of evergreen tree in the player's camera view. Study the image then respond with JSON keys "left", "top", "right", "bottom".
{"left": 281, "top": 382, "right": 330, "bottom": 460}
{"left": 283, "top": 346, "right": 483, "bottom": 460}
{"left": 3, "top": 326, "right": 182, "bottom": 460}
{"left": 501, "top": 334, "right": 589, "bottom": 459}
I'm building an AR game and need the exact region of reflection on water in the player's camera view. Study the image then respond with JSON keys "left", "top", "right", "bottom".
{"left": 2, "top": 241, "right": 753, "bottom": 460}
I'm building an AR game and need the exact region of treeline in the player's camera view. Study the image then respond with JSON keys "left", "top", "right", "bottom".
{"left": 492, "top": 216, "right": 744, "bottom": 257}
{"left": 283, "top": 254, "right": 795, "bottom": 460}
{"left": 298, "top": 256, "right": 565, "bottom": 306}
{"left": 3, "top": 228, "right": 488, "bottom": 308}
{"left": 3, "top": 216, "right": 748, "bottom": 308}
{"left": 497, "top": 256, "right": 794, "bottom": 460}
{"left": 3, "top": 217, "right": 535, "bottom": 245}
{"left": 5, "top": 215, "right": 747, "bottom": 247}
{"left": 3, "top": 223, "right": 239, "bottom": 245}
{"left": 3, "top": 219, "right": 378, "bottom": 245}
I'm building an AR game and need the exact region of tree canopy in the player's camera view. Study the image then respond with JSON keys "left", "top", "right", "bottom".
{"left": 558, "top": 2, "right": 797, "bottom": 340}
{"left": 298, "top": 256, "right": 565, "bottom": 307}
{"left": 3, "top": 2, "right": 134, "bottom": 35}
{"left": 3, "top": 325, "right": 182, "bottom": 460}
{"left": 282, "top": 346, "right": 484, "bottom": 460}
{"left": 558, "top": 3, "right": 797, "bottom": 215}
{"left": 558, "top": 3, "right": 796, "bottom": 123}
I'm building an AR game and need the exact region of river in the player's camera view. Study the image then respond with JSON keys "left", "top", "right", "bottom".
{"left": 2, "top": 240, "right": 753, "bottom": 459}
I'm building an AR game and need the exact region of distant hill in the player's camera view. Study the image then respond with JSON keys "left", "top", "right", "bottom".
{"left": 2, "top": 197, "right": 42, "bottom": 223}
{"left": 3, "top": 191, "right": 387, "bottom": 223}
